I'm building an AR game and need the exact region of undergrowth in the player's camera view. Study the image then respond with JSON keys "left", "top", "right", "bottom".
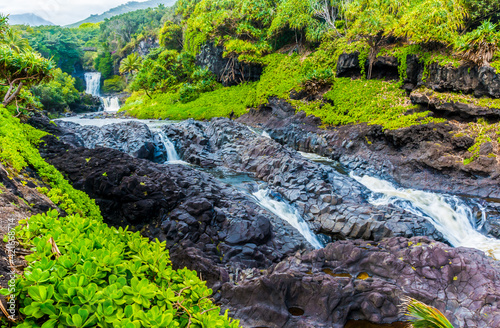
{"left": 297, "top": 78, "right": 445, "bottom": 130}
{"left": 0, "top": 105, "right": 240, "bottom": 327}
{"left": 122, "top": 83, "right": 256, "bottom": 120}
{"left": 417, "top": 87, "right": 500, "bottom": 108}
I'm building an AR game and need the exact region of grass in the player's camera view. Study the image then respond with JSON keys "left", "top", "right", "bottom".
{"left": 297, "top": 78, "right": 445, "bottom": 130}
{"left": 416, "top": 87, "right": 500, "bottom": 108}
{"left": 122, "top": 82, "right": 257, "bottom": 120}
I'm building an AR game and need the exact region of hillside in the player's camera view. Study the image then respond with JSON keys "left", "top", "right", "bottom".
{"left": 65, "top": 0, "right": 176, "bottom": 27}
{"left": 6, "top": 13, "right": 54, "bottom": 26}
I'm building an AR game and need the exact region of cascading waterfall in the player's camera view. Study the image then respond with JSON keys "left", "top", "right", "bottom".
{"left": 251, "top": 188, "right": 323, "bottom": 249}
{"left": 102, "top": 97, "right": 120, "bottom": 112}
{"left": 84, "top": 72, "right": 101, "bottom": 96}
{"left": 84, "top": 72, "right": 121, "bottom": 112}
{"left": 157, "top": 132, "right": 185, "bottom": 164}
{"left": 352, "top": 174, "right": 500, "bottom": 259}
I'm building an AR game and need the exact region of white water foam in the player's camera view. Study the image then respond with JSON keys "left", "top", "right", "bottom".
{"left": 352, "top": 174, "right": 500, "bottom": 259}
{"left": 252, "top": 188, "right": 323, "bottom": 249}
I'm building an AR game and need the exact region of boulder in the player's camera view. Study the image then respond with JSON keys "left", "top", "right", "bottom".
{"left": 220, "top": 236, "right": 500, "bottom": 328}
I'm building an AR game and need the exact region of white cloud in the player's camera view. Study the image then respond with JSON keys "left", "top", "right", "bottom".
{"left": 0, "top": 0, "right": 147, "bottom": 25}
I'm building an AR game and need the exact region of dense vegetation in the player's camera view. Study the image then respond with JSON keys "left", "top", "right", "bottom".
{"left": 0, "top": 16, "right": 240, "bottom": 327}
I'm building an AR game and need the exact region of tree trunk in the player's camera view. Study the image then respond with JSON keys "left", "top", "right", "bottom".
{"left": 2, "top": 82, "right": 23, "bottom": 107}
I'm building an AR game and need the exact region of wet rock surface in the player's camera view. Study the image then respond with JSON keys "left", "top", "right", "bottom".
{"left": 38, "top": 134, "right": 310, "bottom": 286}
{"left": 238, "top": 109, "right": 500, "bottom": 200}
{"left": 220, "top": 236, "right": 500, "bottom": 328}
{"left": 162, "top": 118, "right": 443, "bottom": 242}
{"left": 53, "top": 120, "right": 162, "bottom": 162}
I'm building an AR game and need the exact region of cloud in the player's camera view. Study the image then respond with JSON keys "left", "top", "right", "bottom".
{"left": 0, "top": 0, "right": 147, "bottom": 25}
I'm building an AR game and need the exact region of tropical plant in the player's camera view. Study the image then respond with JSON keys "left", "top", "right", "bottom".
{"left": 159, "top": 21, "right": 183, "bottom": 51}
{"left": 130, "top": 48, "right": 186, "bottom": 96}
{"left": 103, "top": 75, "right": 126, "bottom": 93}
{"left": 0, "top": 44, "right": 54, "bottom": 108}
{"left": 1, "top": 28, "right": 31, "bottom": 53}
{"left": 344, "top": 0, "right": 406, "bottom": 79}
{"left": 402, "top": 297, "right": 455, "bottom": 328}
{"left": 119, "top": 52, "right": 142, "bottom": 82}
{"left": 394, "top": 0, "right": 468, "bottom": 46}
{"left": 455, "top": 20, "right": 500, "bottom": 65}
{"left": 31, "top": 68, "right": 79, "bottom": 111}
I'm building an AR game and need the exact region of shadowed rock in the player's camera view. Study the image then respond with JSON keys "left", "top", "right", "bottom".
{"left": 220, "top": 236, "right": 500, "bottom": 328}
{"left": 162, "top": 118, "right": 443, "bottom": 243}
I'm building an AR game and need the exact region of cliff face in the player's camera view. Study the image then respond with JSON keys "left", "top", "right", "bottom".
{"left": 196, "top": 43, "right": 263, "bottom": 86}
{"left": 337, "top": 52, "right": 500, "bottom": 98}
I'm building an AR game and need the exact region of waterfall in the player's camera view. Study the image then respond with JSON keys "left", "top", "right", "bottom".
{"left": 84, "top": 72, "right": 101, "bottom": 96}
{"left": 102, "top": 97, "right": 120, "bottom": 112}
{"left": 157, "top": 132, "right": 183, "bottom": 163}
{"left": 352, "top": 174, "right": 500, "bottom": 259}
{"left": 84, "top": 72, "right": 121, "bottom": 112}
{"left": 252, "top": 188, "right": 323, "bottom": 249}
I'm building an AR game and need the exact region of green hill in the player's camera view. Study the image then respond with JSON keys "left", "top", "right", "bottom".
{"left": 65, "top": 0, "right": 176, "bottom": 28}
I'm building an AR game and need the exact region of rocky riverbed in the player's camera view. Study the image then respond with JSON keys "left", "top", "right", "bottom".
{"left": 20, "top": 113, "right": 500, "bottom": 327}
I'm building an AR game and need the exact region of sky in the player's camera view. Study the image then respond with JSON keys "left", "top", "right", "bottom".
{"left": 0, "top": 0, "right": 147, "bottom": 26}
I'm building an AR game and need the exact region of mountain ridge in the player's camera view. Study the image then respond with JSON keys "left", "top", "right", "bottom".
{"left": 6, "top": 13, "right": 54, "bottom": 26}
{"left": 65, "top": 0, "right": 176, "bottom": 28}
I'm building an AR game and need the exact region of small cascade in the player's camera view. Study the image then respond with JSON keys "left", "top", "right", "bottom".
{"left": 102, "top": 97, "right": 120, "bottom": 112}
{"left": 157, "top": 132, "right": 184, "bottom": 164}
{"left": 84, "top": 72, "right": 101, "bottom": 96}
{"left": 262, "top": 130, "right": 271, "bottom": 139}
{"left": 251, "top": 188, "right": 323, "bottom": 249}
{"left": 84, "top": 72, "right": 121, "bottom": 112}
{"left": 352, "top": 174, "right": 500, "bottom": 259}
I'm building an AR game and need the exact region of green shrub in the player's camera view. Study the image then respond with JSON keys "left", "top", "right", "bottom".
{"left": 3, "top": 209, "right": 239, "bottom": 328}
{"left": 31, "top": 68, "right": 80, "bottom": 112}
{"left": 297, "top": 78, "right": 445, "bottom": 130}
{"left": 102, "top": 75, "right": 126, "bottom": 93}
{"left": 123, "top": 82, "right": 255, "bottom": 120}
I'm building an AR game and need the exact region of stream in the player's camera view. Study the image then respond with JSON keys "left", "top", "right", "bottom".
{"left": 55, "top": 116, "right": 500, "bottom": 257}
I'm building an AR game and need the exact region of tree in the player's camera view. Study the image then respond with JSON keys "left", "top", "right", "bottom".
{"left": 119, "top": 53, "right": 142, "bottom": 82}
{"left": 95, "top": 52, "right": 114, "bottom": 80}
{"left": 130, "top": 48, "right": 185, "bottom": 96}
{"left": 159, "top": 21, "right": 183, "bottom": 51}
{"left": 0, "top": 44, "right": 54, "bottom": 108}
{"left": 31, "top": 68, "right": 79, "bottom": 111}
{"left": 393, "top": 0, "right": 467, "bottom": 46}
{"left": 344, "top": 0, "right": 408, "bottom": 79}
{"left": 2, "top": 28, "right": 31, "bottom": 53}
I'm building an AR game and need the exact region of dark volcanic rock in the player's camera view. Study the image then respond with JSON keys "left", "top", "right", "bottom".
{"left": 338, "top": 52, "right": 500, "bottom": 98}
{"left": 38, "top": 135, "right": 309, "bottom": 285}
{"left": 196, "top": 42, "right": 263, "bottom": 86}
{"left": 162, "top": 118, "right": 443, "bottom": 243}
{"left": 411, "top": 90, "right": 500, "bottom": 120}
{"left": 337, "top": 53, "right": 399, "bottom": 80}
{"left": 53, "top": 120, "right": 164, "bottom": 162}
{"left": 220, "top": 236, "right": 500, "bottom": 328}
{"left": 239, "top": 109, "right": 500, "bottom": 200}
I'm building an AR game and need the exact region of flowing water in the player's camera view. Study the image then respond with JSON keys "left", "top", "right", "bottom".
{"left": 251, "top": 188, "right": 324, "bottom": 249}
{"left": 156, "top": 132, "right": 187, "bottom": 164}
{"left": 102, "top": 97, "right": 120, "bottom": 112}
{"left": 297, "top": 150, "right": 500, "bottom": 257}
{"left": 352, "top": 174, "right": 500, "bottom": 259}
{"left": 84, "top": 72, "right": 121, "bottom": 112}
{"left": 195, "top": 166, "right": 324, "bottom": 249}
{"left": 84, "top": 72, "right": 101, "bottom": 96}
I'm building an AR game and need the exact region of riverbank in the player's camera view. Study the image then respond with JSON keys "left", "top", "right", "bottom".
{"left": 19, "top": 113, "right": 500, "bottom": 327}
